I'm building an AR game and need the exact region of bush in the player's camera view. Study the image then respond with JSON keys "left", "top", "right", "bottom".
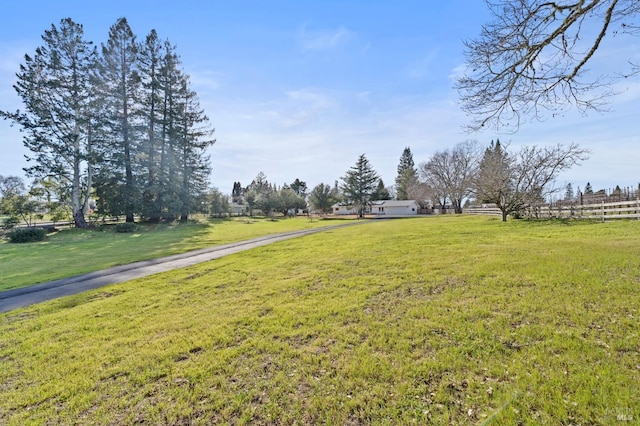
{"left": 7, "top": 227, "right": 47, "bottom": 243}
{"left": 114, "top": 222, "right": 137, "bottom": 233}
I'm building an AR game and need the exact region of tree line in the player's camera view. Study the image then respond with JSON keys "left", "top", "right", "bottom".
{"left": 309, "top": 141, "right": 588, "bottom": 222}
{"left": 0, "top": 137, "right": 596, "bottom": 226}
{"left": 1, "top": 18, "right": 215, "bottom": 228}
{"left": 220, "top": 141, "right": 588, "bottom": 223}
{"left": 226, "top": 158, "right": 394, "bottom": 219}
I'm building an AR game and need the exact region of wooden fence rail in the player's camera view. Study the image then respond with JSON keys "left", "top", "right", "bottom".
{"left": 465, "top": 207, "right": 502, "bottom": 216}
{"left": 465, "top": 199, "right": 640, "bottom": 221}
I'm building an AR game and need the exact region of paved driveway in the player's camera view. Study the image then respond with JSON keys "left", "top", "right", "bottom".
{"left": 0, "top": 222, "right": 363, "bottom": 313}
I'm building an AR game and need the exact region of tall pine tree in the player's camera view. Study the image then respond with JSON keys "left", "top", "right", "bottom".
{"left": 175, "top": 76, "right": 215, "bottom": 222}
{"left": 1, "top": 18, "right": 97, "bottom": 228}
{"left": 138, "top": 29, "right": 165, "bottom": 222}
{"left": 94, "top": 17, "right": 141, "bottom": 222}
{"left": 340, "top": 154, "right": 380, "bottom": 217}
{"left": 395, "top": 147, "right": 418, "bottom": 200}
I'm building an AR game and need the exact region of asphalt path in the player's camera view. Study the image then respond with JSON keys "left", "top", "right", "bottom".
{"left": 0, "top": 221, "right": 365, "bottom": 313}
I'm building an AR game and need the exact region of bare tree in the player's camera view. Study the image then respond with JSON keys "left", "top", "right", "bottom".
{"left": 406, "top": 181, "right": 433, "bottom": 211}
{"left": 476, "top": 141, "right": 590, "bottom": 221}
{"left": 457, "top": 0, "right": 640, "bottom": 132}
{"left": 419, "top": 140, "right": 480, "bottom": 214}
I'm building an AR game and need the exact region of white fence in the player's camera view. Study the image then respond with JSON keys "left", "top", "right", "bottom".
{"left": 466, "top": 199, "right": 640, "bottom": 221}
{"left": 464, "top": 206, "right": 502, "bottom": 216}
{"left": 533, "top": 199, "right": 640, "bottom": 221}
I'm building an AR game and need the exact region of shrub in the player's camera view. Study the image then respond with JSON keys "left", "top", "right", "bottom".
{"left": 7, "top": 227, "right": 47, "bottom": 243}
{"left": 114, "top": 222, "right": 137, "bottom": 233}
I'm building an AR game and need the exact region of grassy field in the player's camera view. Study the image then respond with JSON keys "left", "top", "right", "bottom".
{"left": 0, "top": 215, "right": 638, "bottom": 424}
{"left": 0, "top": 216, "right": 349, "bottom": 291}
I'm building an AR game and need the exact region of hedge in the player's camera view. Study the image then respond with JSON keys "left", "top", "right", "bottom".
{"left": 7, "top": 227, "right": 48, "bottom": 243}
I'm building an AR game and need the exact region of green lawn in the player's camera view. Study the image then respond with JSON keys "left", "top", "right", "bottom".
{"left": 0, "top": 216, "right": 349, "bottom": 291}
{"left": 0, "top": 216, "right": 638, "bottom": 424}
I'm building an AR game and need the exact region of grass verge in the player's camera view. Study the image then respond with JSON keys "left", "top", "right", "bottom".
{"left": 0, "top": 215, "right": 638, "bottom": 424}
{"left": 0, "top": 216, "right": 349, "bottom": 291}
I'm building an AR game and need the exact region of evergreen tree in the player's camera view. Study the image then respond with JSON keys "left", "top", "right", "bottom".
{"left": 231, "top": 181, "right": 243, "bottom": 203}
{"left": 276, "top": 187, "right": 306, "bottom": 216}
{"left": 565, "top": 183, "right": 574, "bottom": 200}
{"left": 340, "top": 154, "right": 380, "bottom": 217}
{"left": 4, "top": 18, "right": 215, "bottom": 224}
{"left": 1, "top": 18, "right": 97, "bottom": 228}
{"left": 94, "top": 17, "right": 141, "bottom": 222}
{"left": 289, "top": 178, "right": 308, "bottom": 196}
{"left": 138, "top": 29, "right": 165, "bottom": 222}
{"left": 309, "top": 182, "right": 339, "bottom": 215}
{"left": 611, "top": 185, "right": 622, "bottom": 200}
{"left": 247, "top": 172, "right": 270, "bottom": 194}
{"left": 476, "top": 140, "right": 588, "bottom": 221}
{"left": 175, "top": 76, "right": 215, "bottom": 222}
{"left": 475, "top": 140, "right": 514, "bottom": 220}
{"left": 208, "top": 187, "right": 230, "bottom": 218}
{"left": 371, "top": 178, "right": 391, "bottom": 201}
{"left": 395, "top": 147, "right": 418, "bottom": 200}
{"left": 156, "top": 40, "right": 186, "bottom": 220}
{"left": 584, "top": 182, "right": 593, "bottom": 194}
{"left": 244, "top": 189, "right": 257, "bottom": 216}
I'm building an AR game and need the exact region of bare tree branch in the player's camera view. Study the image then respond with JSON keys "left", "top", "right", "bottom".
{"left": 419, "top": 140, "right": 480, "bottom": 213}
{"left": 476, "top": 141, "right": 590, "bottom": 221}
{"left": 457, "top": 0, "right": 640, "bottom": 132}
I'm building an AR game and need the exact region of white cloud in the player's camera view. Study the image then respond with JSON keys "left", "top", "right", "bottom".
{"left": 405, "top": 49, "right": 440, "bottom": 79}
{"left": 448, "top": 63, "right": 467, "bottom": 82}
{"left": 189, "top": 69, "right": 223, "bottom": 92}
{"left": 298, "top": 26, "right": 353, "bottom": 50}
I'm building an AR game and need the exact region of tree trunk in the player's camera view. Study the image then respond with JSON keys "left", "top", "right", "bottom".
{"left": 74, "top": 209, "right": 88, "bottom": 228}
{"left": 72, "top": 131, "right": 88, "bottom": 228}
{"left": 453, "top": 199, "right": 463, "bottom": 214}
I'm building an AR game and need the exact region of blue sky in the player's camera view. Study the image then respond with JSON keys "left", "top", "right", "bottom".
{"left": 1, "top": 1, "right": 638, "bottom": 196}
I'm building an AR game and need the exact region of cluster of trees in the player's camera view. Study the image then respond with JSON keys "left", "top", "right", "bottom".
{"left": 420, "top": 140, "right": 589, "bottom": 221}
{"left": 0, "top": 175, "right": 81, "bottom": 228}
{"left": 563, "top": 182, "right": 640, "bottom": 204}
{"left": 1, "top": 18, "right": 214, "bottom": 228}
{"left": 231, "top": 156, "right": 395, "bottom": 219}
{"left": 224, "top": 149, "right": 413, "bottom": 219}
{"left": 215, "top": 173, "right": 309, "bottom": 217}
{"left": 0, "top": 175, "right": 40, "bottom": 228}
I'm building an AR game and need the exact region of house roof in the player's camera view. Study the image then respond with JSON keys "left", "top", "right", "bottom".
{"left": 371, "top": 200, "right": 419, "bottom": 207}
{"left": 332, "top": 200, "right": 419, "bottom": 208}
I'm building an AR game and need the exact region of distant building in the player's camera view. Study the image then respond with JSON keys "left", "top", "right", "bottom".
{"left": 370, "top": 200, "right": 420, "bottom": 216}
{"left": 331, "top": 203, "right": 360, "bottom": 215}
{"left": 331, "top": 200, "right": 420, "bottom": 216}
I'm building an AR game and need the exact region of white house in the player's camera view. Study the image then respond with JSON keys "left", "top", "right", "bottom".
{"left": 370, "top": 200, "right": 420, "bottom": 216}
{"left": 331, "top": 203, "right": 360, "bottom": 215}
{"left": 331, "top": 200, "right": 420, "bottom": 216}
